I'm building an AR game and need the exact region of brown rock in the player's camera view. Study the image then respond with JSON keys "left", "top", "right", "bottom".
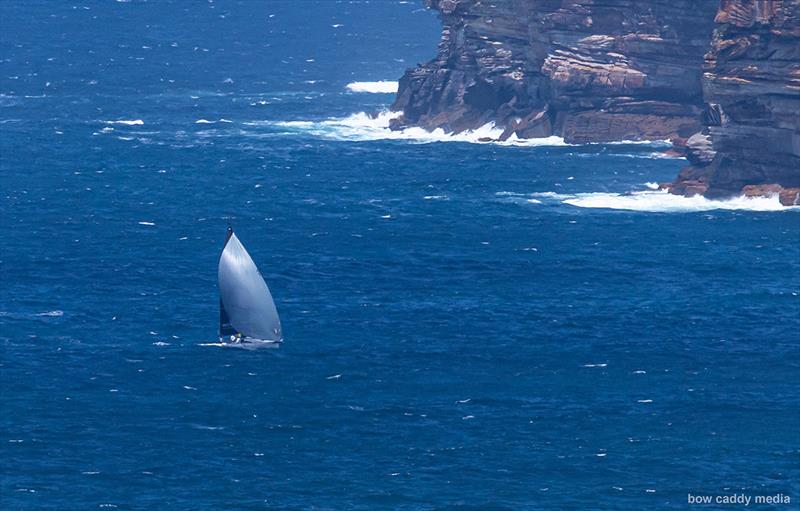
{"left": 779, "top": 188, "right": 800, "bottom": 206}
{"left": 391, "top": 0, "right": 800, "bottom": 199}
{"left": 741, "top": 184, "right": 784, "bottom": 197}
{"left": 392, "top": 0, "right": 717, "bottom": 143}
{"left": 699, "top": 0, "right": 800, "bottom": 197}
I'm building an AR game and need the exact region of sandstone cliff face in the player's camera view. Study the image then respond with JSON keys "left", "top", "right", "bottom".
{"left": 392, "top": 0, "right": 718, "bottom": 144}
{"left": 393, "top": 0, "right": 800, "bottom": 201}
{"left": 672, "top": 0, "right": 800, "bottom": 199}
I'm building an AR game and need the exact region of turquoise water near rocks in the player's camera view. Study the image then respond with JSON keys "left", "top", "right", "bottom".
{"left": 1, "top": 1, "right": 798, "bottom": 509}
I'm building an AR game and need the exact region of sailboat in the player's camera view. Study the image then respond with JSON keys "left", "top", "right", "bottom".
{"left": 217, "top": 226, "right": 282, "bottom": 345}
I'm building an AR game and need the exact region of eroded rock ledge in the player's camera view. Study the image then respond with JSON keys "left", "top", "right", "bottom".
{"left": 392, "top": 0, "right": 800, "bottom": 203}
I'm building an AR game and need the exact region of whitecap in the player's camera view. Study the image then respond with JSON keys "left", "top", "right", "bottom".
{"left": 36, "top": 310, "right": 64, "bottom": 317}
{"left": 529, "top": 191, "right": 566, "bottom": 199}
{"left": 103, "top": 119, "right": 144, "bottom": 126}
{"left": 138, "top": 221, "right": 155, "bottom": 226}
{"left": 195, "top": 118, "right": 232, "bottom": 124}
{"left": 190, "top": 424, "right": 224, "bottom": 430}
{"left": 345, "top": 81, "right": 398, "bottom": 94}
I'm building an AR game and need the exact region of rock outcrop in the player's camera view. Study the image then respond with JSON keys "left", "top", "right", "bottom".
{"left": 392, "top": 0, "right": 718, "bottom": 144}
{"left": 669, "top": 0, "right": 800, "bottom": 199}
{"left": 393, "top": 0, "right": 800, "bottom": 201}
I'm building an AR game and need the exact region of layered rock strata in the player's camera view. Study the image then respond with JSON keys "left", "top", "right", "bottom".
{"left": 393, "top": 0, "right": 800, "bottom": 202}
{"left": 669, "top": 0, "right": 800, "bottom": 201}
{"left": 392, "top": 0, "right": 718, "bottom": 144}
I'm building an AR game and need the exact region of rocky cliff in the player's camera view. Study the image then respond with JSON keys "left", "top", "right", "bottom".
{"left": 392, "top": 0, "right": 800, "bottom": 202}
{"left": 672, "top": 0, "right": 800, "bottom": 202}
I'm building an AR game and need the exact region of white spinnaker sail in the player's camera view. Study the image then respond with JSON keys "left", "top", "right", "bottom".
{"left": 218, "top": 232, "right": 282, "bottom": 341}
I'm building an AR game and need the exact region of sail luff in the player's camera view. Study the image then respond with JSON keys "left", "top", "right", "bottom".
{"left": 219, "top": 226, "right": 238, "bottom": 339}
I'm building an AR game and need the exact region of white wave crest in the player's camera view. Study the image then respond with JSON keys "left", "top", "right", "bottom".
{"left": 104, "top": 119, "right": 144, "bottom": 126}
{"left": 271, "top": 111, "right": 568, "bottom": 146}
{"left": 345, "top": 81, "right": 399, "bottom": 94}
{"left": 195, "top": 119, "right": 233, "bottom": 124}
{"left": 531, "top": 189, "right": 796, "bottom": 213}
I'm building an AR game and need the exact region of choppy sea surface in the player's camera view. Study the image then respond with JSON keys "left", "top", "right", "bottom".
{"left": 1, "top": 1, "right": 798, "bottom": 509}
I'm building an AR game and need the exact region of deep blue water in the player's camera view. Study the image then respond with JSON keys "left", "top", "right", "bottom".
{"left": 1, "top": 1, "right": 799, "bottom": 509}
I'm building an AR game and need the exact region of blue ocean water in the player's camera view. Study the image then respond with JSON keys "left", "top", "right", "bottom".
{"left": 1, "top": 1, "right": 798, "bottom": 509}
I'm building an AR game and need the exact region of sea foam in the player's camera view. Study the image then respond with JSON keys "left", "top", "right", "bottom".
{"left": 103, "top": 119, "right": 144, "bottom": 125}
{"left": 271, "top": 110, "right": 568, "bottom": 146}
{"left": 527, "top": 189, "right": 797, "bottom": 213}
{"left": 345, "top": 81, "right": 399, "bottom": 94}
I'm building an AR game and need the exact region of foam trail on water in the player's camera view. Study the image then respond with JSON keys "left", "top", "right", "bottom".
{"left": 345, "top": 81, "right": 399, "bottom": 94}
{"left": 602, "top": 139, "right": 672, "bottom": 147}
{"left": 269, "top": 111, "right": 568, "bottom": 146}
{"left": 103, "top": 119, "right": 144, "bottom": 126}
{"left": 530, "top": 189, "right": 796, "bottom": 213}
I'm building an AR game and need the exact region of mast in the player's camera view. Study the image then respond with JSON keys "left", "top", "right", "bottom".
{"left": 219, "top": 226, "right": 238, "bottom": 339}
